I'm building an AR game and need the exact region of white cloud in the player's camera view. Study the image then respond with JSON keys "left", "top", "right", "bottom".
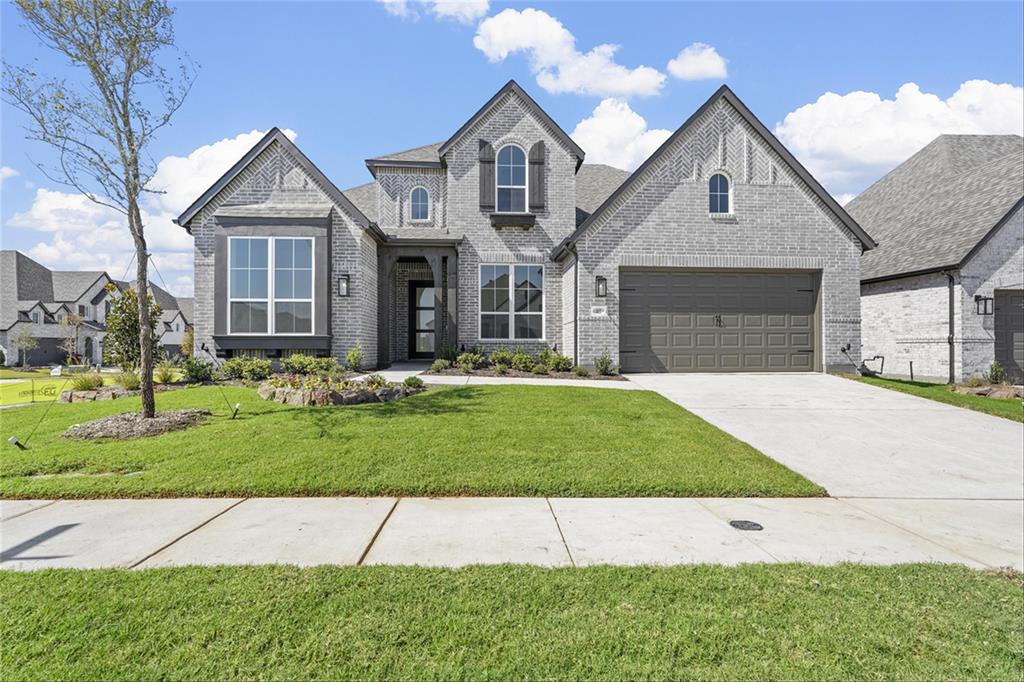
{"left": 571, "top": 98, "right": 672, "bottom": 171}
{"left": 376, "top": 0, "right": 488, "bottom": 24}
{"left": 0, "top": 166, "right": 18, "bottom": 186}
{"left": 775, "top": 80, "right": 1024, "bottom": 194}
{"left": 474, "top": 8, "right": 665, "bottom": 98}
{"left": 835, "top": 193, "right": 855, "bottom": 206}
{"left": 667, "top": 43, "right": 728, "bottom": 80}
{"left": 8, "top": 128, "right": 296, "bottom": 297}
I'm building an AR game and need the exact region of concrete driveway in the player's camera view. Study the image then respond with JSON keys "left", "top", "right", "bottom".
{"left": 627, "top": 373, "right": 1024, "bottom": 499}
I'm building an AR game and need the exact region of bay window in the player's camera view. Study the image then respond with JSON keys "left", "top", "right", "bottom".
{"left": 480, "top": 264, "right": 543, "bottom": 340}
{"left": 228, "top": 236, "right": 313, "bottom": 335}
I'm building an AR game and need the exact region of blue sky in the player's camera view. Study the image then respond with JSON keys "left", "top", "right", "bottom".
{"left": 2, "top": 1, "right": 1022, "bottom": 295}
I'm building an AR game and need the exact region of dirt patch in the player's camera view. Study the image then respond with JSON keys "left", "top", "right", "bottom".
{"left": 63, "top": 409, "right": 210, "bottom": 441}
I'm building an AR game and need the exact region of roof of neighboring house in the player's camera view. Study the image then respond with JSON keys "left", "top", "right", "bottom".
{"left": 175, "top": 297, "right": 194, "bottom": 324}
{"left": 846, "top": 134, "right": 1024, "bottom": 282}
{"left": 551, "top": 85, "right": 876, "bottom": 261}
{"left": 50, "top": 271, "right": 107, "bottom": 302}
{"left": 122, "top": 279, "right": 182, "bottom": 313}
{"left": 0, "top": 251, "right": 112, "bottom": 331}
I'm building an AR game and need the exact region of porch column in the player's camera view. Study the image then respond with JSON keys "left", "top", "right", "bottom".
{"left": 426, "top": 254, "right": 444, "bottom": 356}
{"left": 378, "top": 253, "right": 398, "bottom": 368}
{"left": 445, "top": 252, "right": 458, "bottom": 349}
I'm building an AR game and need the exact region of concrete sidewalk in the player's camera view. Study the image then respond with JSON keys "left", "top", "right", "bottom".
{"left": 2, "top": 496, "right": 1020, "bottom": 571}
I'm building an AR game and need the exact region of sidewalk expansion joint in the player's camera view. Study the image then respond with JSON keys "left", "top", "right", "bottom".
{"left": 357, "top": 497, "right": 400, "bottom": 566}
{"left": 129, "top": 498, "right": 249, "bottom": 569}
{"left": 2, "top": 500, "right": 57, "bottom": 522}
{"left": 545, "top": 498, "right": 576, "bottom": 567}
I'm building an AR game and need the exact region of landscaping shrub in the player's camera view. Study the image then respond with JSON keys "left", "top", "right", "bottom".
{"left": 988, "top": 361, "right": 1006, "bottom": 384}
{"left": 510, "top": 349, "right": 535, "bottom": 372}
{"left": 281, "top": 353, "right": 315, "bottom": 375}
{"left": 363, "top": 373, "right": 387, "bottom": 390}
{"left": 595, "top": 350, "right": 616, "bottom": 376}
{"left": 549, "top": 354, "right": 573, "bottom": 372}
{"left": 70, "top": 372, "right": 104, "bottom": 391}
{"left": 493, "top": 363, "right": 508, "bottom": 375}
{"left": 181, "top": 357, "right": 213, "bottom": 383}
{"left": 967, "top": 376, "right": 986, "bottom": 388}
{"left": 488, "top": 345, "right": 514, "bottom": 366}
{"left": 437, "top": 345, "right": 458, "bottom": 362}
{"left": 346, "top": 343, "right": 365, "bottom": 372}
{"left": 115, "top": 371, "right": 141, "bottom": 390}
{"left": 220, "top": 357, "right": 247, "bottom": 380}
{"left": 154, "top": 361, "right": 177, "bottom": 384}
{"left": 241, "top": 358, "right": 271, "bottom": 382}
{"left": 430, "top": 359, "right": 451, "bottom": 372}
{"left": 538, "top": 348, "right": 555, "bottom": 368}
{"left": 457, "top": 352, "right": 485, "bottom": 372}
{"left": 310, "top": 357, "right": 340, "bottom": 376}
{"left": 530, "top": 363, "right": 549, "bottom": 375}
{"left": 403, "top": 375, "right": 424, "bottom": 389}
{"left": 572, "top": 365, "right": 590, "bottom": 377}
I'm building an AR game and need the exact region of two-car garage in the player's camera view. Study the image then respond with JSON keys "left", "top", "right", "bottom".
{"left": 618, "top": 270, "right": 820, "bottom": 373}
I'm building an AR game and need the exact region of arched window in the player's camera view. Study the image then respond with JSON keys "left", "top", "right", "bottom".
{"left": 410, "top": 186, "right": 430, "bottom": 221}
{"left": 709, "top": 173, "right": 730, "bottom": 214}
{"left": 496, "top": 144, "right": 527, "bottom": 213}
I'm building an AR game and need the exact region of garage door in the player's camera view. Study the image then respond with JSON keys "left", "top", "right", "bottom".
{"left": 619, "top": 270, "right": 818, "bottom": 373}
{"left": 994, "top": 289, "right": 1024, "bottom": 384}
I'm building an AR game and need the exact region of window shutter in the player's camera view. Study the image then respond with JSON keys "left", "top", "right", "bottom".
{"left": 479, "top": 140, "right": 495, "bottom": 211}
{"left": 528, "top": 141, "right": 545, "bottom": 211}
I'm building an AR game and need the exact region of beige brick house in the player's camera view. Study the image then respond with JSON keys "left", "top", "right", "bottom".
{"left": 177, "top": 81, "right": 875, "bottom": 373}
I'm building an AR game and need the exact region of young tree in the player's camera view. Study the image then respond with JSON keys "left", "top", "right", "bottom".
{"left": 180, "top": 325, "right": 194, "bottom": 359}
{"left": 10, "top": 329, "right": 39, "bottom": 368}
{"left": 103, "top": 283, "right": 161, "bottom": 372}
{"left": 3, "top": 0, "right": 194, "bottom": 417}
{"left": 58, "top": 312, "right": 84, "bottom": 364}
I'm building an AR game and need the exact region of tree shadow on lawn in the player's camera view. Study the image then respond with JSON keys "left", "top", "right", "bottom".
{"left": 286, "top": 385, "right": 488, "bottom": 438}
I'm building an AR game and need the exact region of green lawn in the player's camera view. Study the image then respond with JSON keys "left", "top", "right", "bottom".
{"left": 0, "top": 376, "right": 85, "bottom": 406}
{"left": 0, "top": 384, "right": 823, "bottom": 498}
{"left": 0, "top": 367, "right": 56, "bottom": 380}
{"left": 855, "top": 375, "right": 1024, "bottom": 423}
{"left": 1, "top": 564, "right": 1020, "bottom": 680}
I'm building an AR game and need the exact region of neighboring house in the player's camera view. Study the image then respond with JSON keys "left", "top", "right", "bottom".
{"left": 176, "top": 81, "right": 875, "bottom": 373}
{"left": 0, "top": 250, "right": 193, "bottom": 366}
{"left": 848, "top": 135, "right": 1024, "bottom": 383}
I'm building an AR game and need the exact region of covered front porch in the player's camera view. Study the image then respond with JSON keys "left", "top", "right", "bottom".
{"left": 377, "top": 240, "right": 459, "bottom": 367}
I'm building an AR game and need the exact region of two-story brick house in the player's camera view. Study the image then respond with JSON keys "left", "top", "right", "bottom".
{"left": 177, "top": 81, "right": 875, "bottom": 373}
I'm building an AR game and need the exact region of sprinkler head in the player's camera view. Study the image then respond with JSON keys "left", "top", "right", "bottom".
{"left": 8, "top": 436, "right": 26, "bottom": 450}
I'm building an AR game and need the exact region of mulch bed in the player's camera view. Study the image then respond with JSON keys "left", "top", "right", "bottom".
{"left": 425, "top": 368, "right": 626, "bottom": 381}
{"left": 63, "top": 409, "right": 211, "bottom": 441}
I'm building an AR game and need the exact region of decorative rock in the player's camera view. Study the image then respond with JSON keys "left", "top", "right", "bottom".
{"left": 257, "top": 383, "right": 277, "bottom": 401}
{"left": 339, "top": 388, "right": 378, "bottom": 405}
{"left": 374, "top": 386, "right": 403, "bottom": 402}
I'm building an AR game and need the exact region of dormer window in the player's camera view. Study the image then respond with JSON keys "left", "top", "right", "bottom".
{"left": 709, "top": 173, "right": 731, "bottom": 215}
{"left": 31, "top": 311, "right": 40, "bottom": 324}
{"left": 496, "top": 144, "right": 527, "bottom": 213}
{"left": 410, "top": 186, "right": 430, "bottom": 221}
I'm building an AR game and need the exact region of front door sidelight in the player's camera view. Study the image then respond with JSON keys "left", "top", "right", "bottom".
{"left": 409, "top": 281, "right": 435, "bottom": 359}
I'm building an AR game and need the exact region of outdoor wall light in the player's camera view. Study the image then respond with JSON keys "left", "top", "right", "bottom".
{"left": 595, "top": 276, "right": 607, "bottom": 298}
{"left": 337, "top": 274, "right": 350, "bottom": 297}
{"left": 974, "top": 295, "right": 993, "bottom": 315}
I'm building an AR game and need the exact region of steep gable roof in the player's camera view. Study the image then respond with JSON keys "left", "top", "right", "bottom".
{"left": 51, "top": 271, "right": 108, "bottom": 302}
{"left": 174, "top": 128, "right": 382, "bottom": 240}
{"left": 574, "top": 163, "right": 631, "bottom": 225}
{"left": 365, "top": 142, "right": 444, "bottom": 177}
{"left": 847, "top": 135, "right": 1024, "bottom": 281}
{"left": 438, "top": 80, "right": 585, "bottom": 169}
{"left": 552, "top": 85, "right": 876, "bottom": 260}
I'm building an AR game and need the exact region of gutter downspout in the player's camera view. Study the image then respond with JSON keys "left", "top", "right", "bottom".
{"left": 568, "top": 244, "right": 580, "bottom": 366}
{"left": 944, "top": 270, "right": 956, "bottom": 385}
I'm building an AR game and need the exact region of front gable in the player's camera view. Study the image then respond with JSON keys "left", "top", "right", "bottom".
{"left": 553, "top": 86, "right": 875, "bottom": 260}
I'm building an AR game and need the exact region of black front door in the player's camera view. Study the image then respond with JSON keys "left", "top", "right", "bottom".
{"left": 409, "top": 281, "right": 435, "bottom": 359}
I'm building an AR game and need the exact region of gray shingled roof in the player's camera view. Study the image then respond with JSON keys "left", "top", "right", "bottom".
{"left": 848, "top": 135, "right": 1024, "bottom": 281}
{"left": 367, "top": 142, "right": 443, "bottom": 164}
{"left": 175, "top": 297, "right": 194, "bottom": 324}
{"left": 51, "top": 270, "right": 105, "bottom": 302}
{"left": 575, "top": 164, "right": 631, "bottom": 224}
{"left": 343, "top": 181, "right": 379, "bottom": 224}
{"left": 124, "top": 279, "right": 181, "bottom": 312}
{"left": 214, "top": 203, "right": 333, "bottom": 219}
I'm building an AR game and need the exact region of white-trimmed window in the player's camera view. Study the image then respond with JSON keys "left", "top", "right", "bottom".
{"left": 228, "top": 236, "right": 314, "bottom": 335}
{"left": 496, "top": 144, "right": 527, "bottom": 213}
{"left": 410, "top": 186, "right": 430, "bottom": 221}
{"left": 31, "top": 310, "right": 40, "bottom": 324}
{"left": 709, "top": 173, "right": 731, "bottom": 214}
{"left": 480, "top": 264, "right": 544, "bottom": 340}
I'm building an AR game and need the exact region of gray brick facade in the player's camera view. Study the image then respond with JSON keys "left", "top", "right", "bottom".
{"left": 569, "top": 97, "right": 864, "bottom": 372}
{"left": 182, "top": 83, "right": 868, "bottom": 374}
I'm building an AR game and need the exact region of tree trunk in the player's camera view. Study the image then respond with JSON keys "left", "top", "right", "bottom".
{"left": 130, "top": 200, "right": 156, "bottom": 418}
